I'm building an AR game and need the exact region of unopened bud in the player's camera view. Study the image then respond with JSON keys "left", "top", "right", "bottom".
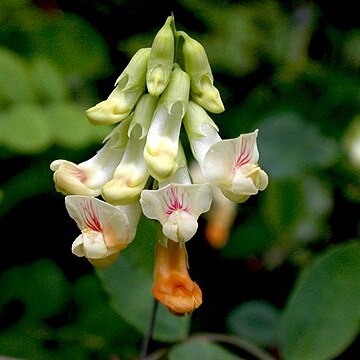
{"left": 147, "top": 16, "right": 175, "bottom": 96}
{"left": 86, "top": 48, "right": 150, "bottom": 125}
{"left": 178, "top": 31, "right": 224, "bottom": 113}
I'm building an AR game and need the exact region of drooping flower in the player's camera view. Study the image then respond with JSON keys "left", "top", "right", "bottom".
{"left": 152, "top": 240, "right": 202, "bottom": 316}
{"left": 178, "top": 31, "right": 224, "bottom": 114}
{"left": 146, "top": 16, "right": 175, "bottom": 96}
{"left": 203, "top": 129, "right": 269, "bottom": 203}
{"left": 50, "top": 117, "right": 131, "bottom": 196}
{"left": 65, "top": 195, "right": 141, "bottom": 267}
{"left": 189, "top": 160, "right": 237, "bottom": 249}
{"left": 143, "top": 64, "right": 190, "bottom": 181}
{"left": 183, "top": 100, "right": 221, "bottom": 170}
{"left": 86, "top": 48, "right": 150, "bottom": 125}
{"left": 140, "top": 179, "right": 212, "bottom": 243}
{"left": 102, "top": 94, "right": 157, "bottom": 205}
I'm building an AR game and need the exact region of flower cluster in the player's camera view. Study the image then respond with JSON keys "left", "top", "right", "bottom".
{"left": 50, "top": 16, "right": 268, "bottom": 316}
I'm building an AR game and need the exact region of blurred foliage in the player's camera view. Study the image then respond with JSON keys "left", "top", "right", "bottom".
{"left": 0, "top": 0, "right": 359, "bottom": 359}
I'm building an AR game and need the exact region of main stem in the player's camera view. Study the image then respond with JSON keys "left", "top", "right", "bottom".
{"left": 140, "top": 299, "right": 159, "bottom": 360}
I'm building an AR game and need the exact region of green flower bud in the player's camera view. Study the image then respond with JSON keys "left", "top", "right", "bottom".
{"left": 86, "top": 48, "right": 150, "bottom": 125}
{"left": 147, "top": 16, "right": 175, "bottom": 96}
{"left": 178, "top": 31, "right": 224, "bottom": 114}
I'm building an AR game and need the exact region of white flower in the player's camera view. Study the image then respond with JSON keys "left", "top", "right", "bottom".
{"left": 183, "top": 101, "right": 221, "bottom": 170}
{"left": 65, "top": 195, "right": 141, "bottom": 267}
{"left": 50, "top": 118, "right": 131, "bottom": 196}
{"left": 178, "top": 31, "right": 224, "bottom": 113}
{"left": 203, "top": 129, "right": 268, "bottom": 203}
{"left": 86, "top": 48, "right": 150, "bottom": 125}
{"left": 146, "top": 16, "right": 174, "bottom": 96}
{"left": 144, "top": 65, "right": 190, "bottom": 181}
{"left": 140, "top": 182, "right": 212, "bottom": 242}
{"left": 102, "top": 94, "right": 157, "bottom": 204}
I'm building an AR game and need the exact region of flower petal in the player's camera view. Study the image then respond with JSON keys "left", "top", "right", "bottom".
{"left": 65, "top": 195, "right": 139, "bottom": 249}
{"left": 232, "top": 168, "right": 259, "bottom": 195}
{"left": 234, "top": 130, "right": 259, "bottom": 166}
{"left": 163, "top": 211, "right": 198, "bottom": 242}
{"left": 141, "top": 183, "right": 212, "bottom": 242}
{"left": 203, "top": 139, "right": 236, "bottom": 186}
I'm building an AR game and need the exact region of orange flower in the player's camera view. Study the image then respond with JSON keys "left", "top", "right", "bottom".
{"left": 152, "top": 240, "right": 202, "bottom": 316}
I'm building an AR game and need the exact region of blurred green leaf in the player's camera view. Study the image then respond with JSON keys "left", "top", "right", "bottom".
{"left": 258, "top": 112, "right": 338, "bottom": 179}
{"left": 46, "top": 102, "right": 110, "bottom": 149}
{"left": 169, "top": 338, "right": 243, "bottom": 360}
{"left": 281, "top": 241, "right": 360, "bottom": 360}
{"left": 227, "top": 300, "right": 281, "bottom": 347}
{"left": 18, "top": 10, "right": 111, "bottom": 79}
{"left": 0, "top": 158, "right": 53, "bottom": 216}
{"left": 292, "top": 176, "right": 332, "bottom": 244}
{"left": 0, "top": 48, "right": 36, "bottom": 103}
{"left": 222, "top": 216, "right": 272, "bottom": 259}
{"left": 263, "top": 178, "right": 305, "bottom": 237}
{"left": 0, "top": 260, "right": 70, "bottom": 319}
{"left": 180, "top": 0, "right": 288, "bottom": 76}
{"left": 343, "top": 30, "right": 360, "bottom": 69}
{"left": 30, "top": 56, "right": 69, "bottom": 101}
{"left": 0, "top": 104, "right": 52, "bottom": 153}
{"left": 0, "top": 323, "right": 49, "bottom": 359}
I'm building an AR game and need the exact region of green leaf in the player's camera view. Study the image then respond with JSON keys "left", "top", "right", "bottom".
{"left": 0, "top": 104, "right": 52, "bottom": 153}
{"left": 258, "top": 112, "right": 338, "bottom": 179}
{"left": 280, "top": 241, "right": 360, "bottom": 360}
{"left": 222, "top": 216, "right": 272, "bottom": 259}
{"left": 263, "top": 178, "right": 305, "bottom": 236}
{"left": 46, "top": 103, "right": 109, "bottom": 149}
{"left": 169, "top": 338, "right": 243, "bottom": 360}
{"left": 30, "top": 56, "right": 69, "bottom": 101}
{"left": 0, "top": 259, "right": 70, "bottom": 319}
{"left": 227, "top": 300, "right": 281, "bottom": 347}
{"left": 23, "top": 11, "right": 111, "bottom": 79}
{"left": 0, "top": 48, "right": 36, "bottom": 103}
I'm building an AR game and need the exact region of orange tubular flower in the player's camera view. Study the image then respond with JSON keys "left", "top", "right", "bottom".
{"left": 152, "top": 240, "right": 202, "bottom": 316}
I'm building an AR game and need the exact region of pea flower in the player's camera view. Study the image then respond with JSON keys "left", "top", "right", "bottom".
{"left": 203, "top": 129, "right": 269, "bottom": 203}
{"left": 50, "top": 117, "right": 131, "bottom": 196}
{"left": 65, "top": 195, "right": 141, "bottom": 267}
{"left": 183, "top": 100, "right": 221, "bottom": 170}
{"left": 143, "top": 64, "right": 190, "bottom": 181}
{"left": 140, "top": 166, "right": 212, "bottom": 243}
{"left": 189, "top": 160, "right": 237, "bottom": 249}
{"left": 86, "top": 48, "right": 150, "bottom": 125}
{"left": 178, "top": 31, "right": 224, "bottom": 114}
{"left": 152, "top": 240, "right": 202, "bottom": 316}
{"left": 146, "top": 16, "right": 174, "bottom": 96}
{"left": 102, "top": 94, "right": 157, "bottom": 205}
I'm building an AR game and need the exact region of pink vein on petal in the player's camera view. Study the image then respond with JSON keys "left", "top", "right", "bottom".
{"left": 163, "top": 186, "right": 190, "bottom": 216}
{"left": 79, "top": 199, "right": 102, "bottom": 232}
{"left": 70, "top": 166, "right": 88, "bottom": 183}
{"left": 235, "top": 136, "right": 254, "bottom": 167}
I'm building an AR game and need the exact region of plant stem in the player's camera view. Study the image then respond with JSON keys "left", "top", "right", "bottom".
{"left": 140, "top": 299, "right": 159, "bottom": 360}
{"left": 190, "top": 333, "right": 276, "bottom": 360}
{"left": 146, "top": 332, "right": 277, "bottom": 360}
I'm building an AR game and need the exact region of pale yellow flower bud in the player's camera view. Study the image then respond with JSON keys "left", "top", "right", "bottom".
{"left": 178, "top": 31, "right": 224, "bottom": 113}
{"left": 86, "top": 48, "right": 150, "bottom": 125}
{"left": 144, "top": 65, "right": 190, "bottom": 181}
{"left": 147, "top": 16, "right": 175, "bottom": 96}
